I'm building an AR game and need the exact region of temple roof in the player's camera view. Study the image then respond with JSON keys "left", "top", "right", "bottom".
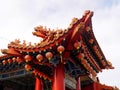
{"left": 0, "top": 10, "right": 114, "bottom": 82}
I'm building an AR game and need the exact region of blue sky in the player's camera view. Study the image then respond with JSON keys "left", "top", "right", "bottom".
{"left": 0, "top": 0, "right": 120, "bottom": 88}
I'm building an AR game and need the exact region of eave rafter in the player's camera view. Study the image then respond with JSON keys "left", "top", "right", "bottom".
{"left": 80, "top": 11, "right": 114, "bottom": 70}
{"left": 82, "top": 43, "right": 102, "bottom": 72}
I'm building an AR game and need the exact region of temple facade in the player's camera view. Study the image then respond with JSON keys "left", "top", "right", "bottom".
{"left": 0, "top": 10, "right": 117, "bottom": 90}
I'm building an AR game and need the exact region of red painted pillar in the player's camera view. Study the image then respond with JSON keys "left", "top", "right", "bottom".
{"left": 93, "top": 82, "right": 97, "bottom": 90}
{"left": 35, "top": 77, "right": 43, "bottom": 90}
{"left": 76, "top": 76, "right": 81, "bottom": 90}
{"left": 52, "top": 63, "right": 65, "bottom": 90}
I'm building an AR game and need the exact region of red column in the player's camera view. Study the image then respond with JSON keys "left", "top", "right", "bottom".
{"left": 93, "top": 82, "right": 97, "bottom": 90}
{"left": 35, "top": 77, "right": 43, "bottom": 90}
{"left": 52, "top": 63, "right": 65, "bottom": 90}
{"left": 76, "top": 76, "right": 81, "bottom": 90}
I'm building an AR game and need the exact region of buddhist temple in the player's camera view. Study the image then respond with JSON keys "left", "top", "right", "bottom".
{"left": 0, "top": 10, "right": 116, "bottom": 90}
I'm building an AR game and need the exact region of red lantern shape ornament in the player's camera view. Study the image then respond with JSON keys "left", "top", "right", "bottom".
{"left": 24, "top": 55, "right": 32, "bottom": 62}
{"left": 8, "top": 59, "right": 13, "bottom": 64}
{"left": 78, "top": 53, "right": 85, "bottom": 60}
{"left": 45, "top": 52, "right": 53, "bottom": 60}
{"left": 74, "top": 41, "right": 81, "bottom": 49}
{"left": 33, "top": 69, "right": 38, "bottom": 76}
{"left": 57, "top": 45, "right": 65, "bottom": 54}
{"left": 2, "top": 60, "right": 7, "bottom": 65}
{"left": 25, "top": 64, "right": 31, "bottom": 71}
{"left": 12, "top": 57, "right": 16, "bottom": 62}
{"left": 36, "top": 54, "right": 44, "bottom": 62}
{"left": 17, "top": 57, "right": 23, "bottom": 64}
